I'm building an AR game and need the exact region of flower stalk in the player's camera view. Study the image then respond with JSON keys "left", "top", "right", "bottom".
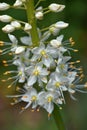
{"left": 53, "top": 105, "right": 66, "bottom": 130}
{"left": 25, "top": 0, "right": 39, "bottom": 47}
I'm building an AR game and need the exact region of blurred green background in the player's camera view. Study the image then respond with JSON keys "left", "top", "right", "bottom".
{"left": 0, "top": 0, "right": 87, "bottom": 130}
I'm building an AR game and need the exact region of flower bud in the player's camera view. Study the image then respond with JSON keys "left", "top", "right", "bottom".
{"left": 15, "top": 46, "right": 25, "bottom": 54}
{"left": 0, "top": 15, "right": 12, "bottom": 22}
{"left": 11, "top": 21, "right": 21, "bottom": 29}
{"left": 0, "top": 2, "right": 10, "bottom": 11}
{"left": 35, "top": 6, "right": 43, "bottom": 20}
{"left": 55, "top": 21, "right": 69, "bottom": 29}
{"left": 13, "top": 0, "right": 23, "bottom": 7}
{"left": 24, "top": 23, "right": 32, "bottom": 32}
{"left": 2, "top": 24, "right": 15, "bottom": 33}
{"left": 49, "top": 3, "right": 65, "bottom": 12}
{"left": 50, "top": 39, "right": 61, "bottom": 48}
{"left": 35, "top": 12, "right": 43, "bottom": 20}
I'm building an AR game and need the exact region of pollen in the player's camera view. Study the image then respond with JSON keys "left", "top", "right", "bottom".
{"left": 19, "top": 71, "right": 22, "bottom": 75}
{"left": 3, "top": 64, "right": 8, "bottom": 67}
{"left": 73, "top": 49, "right": 78, "bottom": 52}
{"left": 55, "top": 82, "right": 60, "bottom": 87}
{"left": 8, "top": 85, "right": 11, "bottom": 88}
{"left": 2, "top": 60, "right": 7, "bottom": 64}
{"left": 0, "top": 41, "right": 4, "bottom": 46}
{"left": 40, "top": 50, "right": 46, "bottom": 55}
{"left": 0, "top": 50, "right": 3, "bottom": 53}
{"left": 32, "top": 96, "right": 37, "bottom": 101}
{"left": 3, "top": 71, "right": 10, "bottom": 75}
{"left": 47, "top": 96, "right": 52, "bottom": 102}
{"left": 33, "top": 70, "right": 40, "bottom": 76}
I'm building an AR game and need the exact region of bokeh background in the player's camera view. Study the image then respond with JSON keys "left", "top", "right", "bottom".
{"left": 0, "top": 0, "right": 87, "bottom": 130}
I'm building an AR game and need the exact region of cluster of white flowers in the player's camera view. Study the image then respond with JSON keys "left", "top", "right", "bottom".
{"left": 0, "top": 1, "right": 86, "bottom": 115}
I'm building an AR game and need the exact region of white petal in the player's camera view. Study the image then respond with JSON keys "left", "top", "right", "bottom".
{"left": 41, "top": 77, "right": 47, "bottom": 83}
{"left": 56, "top": 35, "right": 64, "bottom": 42}
{"left": 44, "top": 102, "right": 54, "bottom": 114}
{"left": 28, "top": 76, "right": 37, "bottom": 86}
{"left": 8, "top": 34, "right": 18, "bottom": 44}
{"left": 20, "top": 36, "right": 32, "bottom": 45}
{"left": 21, "top": 94, "right": 30, "bottom": 102}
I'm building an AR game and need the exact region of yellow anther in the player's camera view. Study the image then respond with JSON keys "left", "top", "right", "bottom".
{"left": 84, "top": 82, "right": 87, "bottom": 88}
{"left": 69, "top": 37, "right": 73, "bottom": 42}
{"left": 73, "top": 49, "right": 78, "bottom": 52}
{"left": 21, "top": 107, "right": 25, "bottom": 110}
{"left": 3, "top": 64, "right": 8, "bottom": 67}
{"left": 31, "top": 109, "right": 34, "bottom": 112}
{"left": 71, "top": 42, "right": 75, "bottom": 46}
{"left": 0, "top": 41, "right": 4, "bottom": 46}
{"left": 2, "top": 60, "right": 7, "bottom": 64}
{"left": 3, "top": 71, "right": 10, "bottom": 75}
{"left": 10, "top": 103, "right": 14, "bottom": 106}
{"left": 76, "top": 60, "right": 80, "bottom": 63}
{"left": 1, "top": 79, "right": 6, "bottom": 82}
{"left": 0, "top": 50, "right": 3, "bottom": 53}
{"left": 0, "top": 41, "right": 4, "bottom": 44}
{"left": 9, "top": 53, "right": 13, "bottom": 55}
{"left": 8, "top": 85, "right": 11, "bottom": 88}
{"left": 48, "top": 113, "right": 51, "bottom": 118}
{"left": 37, "top": 109, "right": 40, "bottom": 112}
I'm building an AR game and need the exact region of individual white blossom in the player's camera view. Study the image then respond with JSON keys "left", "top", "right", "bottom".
{"left": 38, "top": 91, "right": 62, "bottom": 114}
{"left": 31, "top": 43, "right": 56, "bottom": 67}
{"left": 26, "top": 63, "right": 49, "bottom": 86}
{"left": 0, "top": 2, "right": 10, "bottom": 11}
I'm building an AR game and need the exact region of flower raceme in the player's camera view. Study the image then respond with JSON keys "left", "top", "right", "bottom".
{"left": 0, "top": 0, "right": 86, "bottom": 116}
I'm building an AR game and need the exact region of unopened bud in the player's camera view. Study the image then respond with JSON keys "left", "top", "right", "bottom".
{"left": 55, "top": 21, "right": 69, "bottom": 29}
{"left": 0, "top": 15, "right": 12, "bottom": 22}
{"left": 24, "top": 23, "right": 32, "bottom": 32}
{"left": 11, "top": 21, "right": 21, "bottom": 29}
{"left": 0, "top": 2, "right": 10, "bottom": 11}
{"left": 15, "top": 46, "right": 25, "bottom": 54}
{"left": 49, "top": 3, "right": 65, "bottom": 12}
{"left": 35, "top": 12, "right": 43, "bottom": 20}
{"left": 2, "top": 24, "right": 15, "bottom": 33}
{"left": 13, "top": 0, "right": 23, "bottom": 7}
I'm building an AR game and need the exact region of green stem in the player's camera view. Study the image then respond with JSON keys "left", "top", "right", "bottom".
{"left": 53, "top": 104, "right": 66, "bottom": 130}
{"left": 25, "top": 0, "right": 39, "bottom": 47}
